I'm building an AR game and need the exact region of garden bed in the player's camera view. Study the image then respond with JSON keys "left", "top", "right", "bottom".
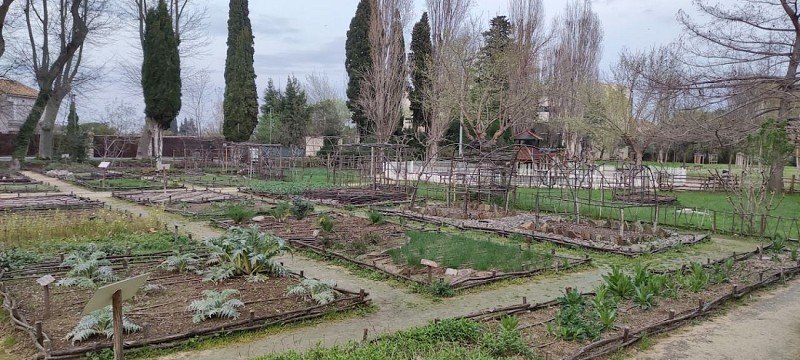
{"left": 459, "top": 244, "right": 799, "bottom": 359}
{"left": 302, "top": 187, "right": 408, "bottom": 206}
{"left": 381, "top": 208, "right": 707, "bottom": 256}
{"left": 0, "top": 194, "right": 103, "bottom": 213}
{"left": 0, "top": 183, "right": 60, "bottom": 194}
{"left": 113, "top": 189, "right": 274, "bottom": 218}
{"left": 74, "top": 176, "right": 184, "bottom": 191}
{"left": 239, "top": 181, "right": 338, "bottom": 199}
{"left": 213, "top": 213, "right": 589, "bottom": 291}
{"left": 0, "top": 172, "right": 38, "bottom": 184}
{"left": 0, "top": 253, "right": 370, "bottom": 359}
{"left": 113, "top": 189, "right": 240, "bottom": 205}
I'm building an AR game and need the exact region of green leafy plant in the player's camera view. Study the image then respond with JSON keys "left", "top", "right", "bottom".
{"left": 318, "top": 215, "right": 335, "bottom": 233}
{"left": 551, "top": 288, "right": 602, "bottom": 341}
{"left": 482, "top": 315, "right": 531, "bottom": 357}
{"left": 418, "top": 279, "right": 455, "bottom": 297}
{"left": 0, "top": 249, "right": 41, "bottom": 271}
{"left": 224, "top": 204, "right": 256, "bottom": 224}
{"left": 367, "top": 210, "right": 385, "bottom": 225}
{"left": 632, "top": 263, "right": 652, "bottom": 288}
{"left": 57, "top": 250, "right": 118, "bottom": 288}
{"left": 159, "top": 251, "right": 200, "bottom": 273}
{"left": 291, "top": 197, "right": 314, "bottom": 220}
{"left": 633, "top": 285, "right": 656, "bottom": 310}
{"left": 65, "top": 306, "right": 141, "bottom": 344}
{"left": 602, "top": 266, "right": 634, "bottom": 299}
{"left": 187, "top": 289, "right": 244, "bottom": 323}
{"left": 772, "top": 235, "right": 787, "bottom": 253}
{"left": 204, "top": 226, "right": 291, "bottom": 282}
{"left": 286, "top": 279, "right": 338, "bottom": 305}
{"left": 685, "top": 262, "right": 710, "bottom": 293}
{"left": 591, "top": 285, "right": 617, "bottom": 330}
{"left": 268, "top": 202, "right": 291, "bottom": 222}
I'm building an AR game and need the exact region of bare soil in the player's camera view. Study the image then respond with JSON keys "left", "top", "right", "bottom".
{"left": 4, "top": 263, "right": 355, "bottom": 354}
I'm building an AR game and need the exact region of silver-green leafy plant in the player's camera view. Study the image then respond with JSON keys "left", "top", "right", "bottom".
{"left": 187, "top": 289, "right": 244, "bottom": 323}
{"left": 57, "top": 250, "right": 118, "bottom": 288}
{"left": 286, "top": 279, "right": 338, "bottom": 305}
{"left": 65, "top": 306, "right": 141, "bottom": 344}
{"left": 160, "top": 251, "right": 200, "bottom": 273}
{"left": 203, "top": 226, "right": 291, "bottom": 282}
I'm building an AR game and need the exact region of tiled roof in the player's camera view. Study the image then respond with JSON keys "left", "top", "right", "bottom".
{"left": 0, "top": 79, "right": 38, "bottom": 98}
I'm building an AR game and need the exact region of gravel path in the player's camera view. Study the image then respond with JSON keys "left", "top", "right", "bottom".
{"left": 634, "top": 277, "right": 800, "bottom": 360}
{"left": 19, "top": 171, "right": 795, "bottom": 360}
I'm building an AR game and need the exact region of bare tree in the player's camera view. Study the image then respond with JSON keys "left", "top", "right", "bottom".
{"left": 304, "top": 72, "right": 344, "bottom": 104}
{"left": 603, "top": 46, "right": 683, "bottom": 164}
{"left": 184, "top": 68, "right": 211, "bottom": 137}
{"left": 359, "top": 0, "right": 411, "bottom": 144}
{"left": 544, "top": 0, "right": 602, "bottom": 159}
{"left": 12, "top": 0, "right": 90, "bottom": 161}
{"left": 15, "top": 0, "right": 112, "bottom": 159}
{"left": 0, "top": 0, "right": 14, "bottom": 61}
{"left": 679, "top": 0, "right": 800, "bottom": 191}
{"left": 423, "top": 0, "right": 472, "bottom": 159}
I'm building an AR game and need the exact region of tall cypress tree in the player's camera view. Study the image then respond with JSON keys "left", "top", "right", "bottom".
{"left": 64, "top": 97, "right": 86, "bottom": 162}
{"left": 141, "top": 0, "right": 181, "bottom": 160}
{"left": 223, "top": 0, "right": 258, "bottom": 142}
{"left": 410, "top": 12, "right": 432, "bottom": 132}
{"left": 345, "top": 0, "right": 372, "bottom": 139}
{"left": 281, "top": 76, "right": 309, "bottom": 148}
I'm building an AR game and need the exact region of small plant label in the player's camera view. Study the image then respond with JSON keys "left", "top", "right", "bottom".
{"left": 98, "top": 161, "right": 111, "bottom": 169}
{"left": 36, "top": 274, "right": 56, "bottom": 287}
{"left": 421, "top": 259, "right": 439, "bottom": 268}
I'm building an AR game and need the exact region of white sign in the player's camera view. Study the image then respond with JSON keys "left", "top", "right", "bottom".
{"left": 82, "top": 273, "right": 149, "bottom": 315}
{"left": 156, "top": 163, "right": 171, "bottom": 171}
{"left": 98, "top": 161, "right": 111, "bottom": 169}
{"left": 61, "top": 154, "right": 70, "bottom": 159}
{"left": 421, "top": 259, "right": 439, "bottom": 268}
{"left": 36, "top": 275, "right": 56, "bottom": 287}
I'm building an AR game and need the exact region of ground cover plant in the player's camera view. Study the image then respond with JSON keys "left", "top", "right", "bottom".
{"left": 77, "top": 177, "right": 183, "bottom": 190}
{"left": 388, "top": 231, "right": 556, "bottom": 273}
{"left": 257, "top": 318, "right": 531, "bottom": 360}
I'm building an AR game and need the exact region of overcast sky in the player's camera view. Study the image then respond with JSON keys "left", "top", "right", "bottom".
{"left": 74, "top": 0, "right": 696, "bottom": 126}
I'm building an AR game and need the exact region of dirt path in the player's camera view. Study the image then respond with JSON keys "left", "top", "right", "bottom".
{"left": 635, "top": 277, "right": 800, "bottom": 360}
{"left": 17, "top": 172, "right": 791, "bottom": 360}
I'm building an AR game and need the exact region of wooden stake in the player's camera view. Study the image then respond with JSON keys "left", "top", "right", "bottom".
{"left": 427, "top": 265, "right": 433, "bottom": 284}
{"left": 362, "top": 328, "right": 368, "bottom": 342}
{"left": 35, "top": 321, "right": 42, "bottom": 344}
{"left": 623, "top": 327, "right": 630, "bottom": 342}
{"left": 112, "top": 289, "right": 124, "bottom": 360}
{"left": 43, "top": 284, "right": 51, "bottom": 320}
{"left": 522, "top": 296, "right": 527, "bottom": 305}
{"left": 668, "top": 309, "right": 675, "bottom": 320}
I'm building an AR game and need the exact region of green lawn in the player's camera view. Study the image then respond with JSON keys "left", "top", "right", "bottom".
{"left": 388, "top": 231, "right": 554, "bottom": 272}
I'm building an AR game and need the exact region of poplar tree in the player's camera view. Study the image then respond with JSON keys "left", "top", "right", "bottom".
{"left": 223, "top": 0, "right": 258, "bottom": 142}
{"left": 64, "top": 98, "right": 86, "bottom": 162}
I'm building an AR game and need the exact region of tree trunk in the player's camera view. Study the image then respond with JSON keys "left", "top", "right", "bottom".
{"left": 136, "top": 119, "right": 156, "bottom": 159}
{"left": 769, "top": 162, "right": 784, "bottom": 192}
{"left": 13, "top": 90, "right": 51, "bottom": 160}
{"left": 148, "top": 119, "right": 164, "bottom": 166}
{"left": 37, "top": 96, "right": 64, "bottom": 159}
{"left": 634, "top": 147, "right": 643, "bottom": 165}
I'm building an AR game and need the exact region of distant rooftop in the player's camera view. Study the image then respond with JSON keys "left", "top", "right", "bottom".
{"left": 0, "top": 79, "right": 37, "bottom": 98}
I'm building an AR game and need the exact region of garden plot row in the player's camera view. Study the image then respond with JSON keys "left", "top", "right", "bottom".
{"left": 0, "top": 250, "right": 369, "bottom": 359}
{"left": 213, "top": 211, "right": 590, "bottom": 292}
{"left": 0, "top": 194, "right": 103, "bottom": 212}
{"left": 0, "top": 173, "right": 59, "bottom": 194}
{"left": 458, "top": 243, "right": 797, "bottom": 359}
{"left": 113, "top": 189, "right": 275, "bottom": 219}
{"left": 380, "top": 207, "right": 707, "bottom": 256}
{"left": 302, "top": 188, "right": 409, "bottom": 206}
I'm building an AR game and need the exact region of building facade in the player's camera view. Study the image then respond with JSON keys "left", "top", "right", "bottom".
{"left": 0, "top": 79, "right": 38, "bottom": 134}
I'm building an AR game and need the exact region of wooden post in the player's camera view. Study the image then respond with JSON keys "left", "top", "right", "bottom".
{"left": 427, "top": 265, "right": 433, "bottom": 284}
{"left": 619, "top": 208, "right": 625, "bottom": 238}
{"left": 623, "top": 327, "right": 630, "bottom": 342}
{"left": 43, "top": 284, "right": 51, "bottom": 319}
{"left": 712, "top": 210, "right": 717, "bottom": 234}
{"left": 249, "top": 310, "right": 255, "bottom": 325}
{"left": 522, "top": 296, "right": 527, "bottom": 305}
{"left": 668, "top": 309, "right": 675, "bottom": 320}
{"left": 35, "top": 321, "right": 42, "bottom": 344}
{"left": 362, "top": 328, "right": 368, "bottom": 342}
{"left": 112, "top": 289, "right": 124, "bottom": 360}
{"left": 791, "top": 175, "right": 796, "bottom": 193}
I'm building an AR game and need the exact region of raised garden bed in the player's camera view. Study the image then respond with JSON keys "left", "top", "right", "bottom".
{"left": 459, "top": 244, "right": 799, "bottom": 359}
{"left": 0, "top": 194, "right": 103, "bottom": 213}
{"left": 0, "top": 253, "right": 370, "bottom": 359}
{"left": 380, "top": 208, "right": 707, "bottom": 256}
{"left": 74, "top": 176, "right": 184, "bottom": 191}
{"left": 0, "top": 183, "right": 60, "bottom": 194}
{"left": 0, "top": 172, "right": 38, "bottom": 184}
{"left": 213, "top": 213, "right": 589, "bottom": 291}
{"left": 303, "top": 187, "right": 408, "bottom": 206}
{"left": 113, "top": 189, "right": 274, "bottom": 218}
{"left": 239, "top": 181, "right": 338, "bottom": 199}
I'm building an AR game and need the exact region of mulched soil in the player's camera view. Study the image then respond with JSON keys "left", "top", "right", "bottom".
{"left": 165, "top": 198, "right": 276, "bottom": 218}
{"left": 5, "top": 264, "right": 353, "bottom": 354}
{"left": 500, "top": 251, "right": 794, "bottom": 359}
